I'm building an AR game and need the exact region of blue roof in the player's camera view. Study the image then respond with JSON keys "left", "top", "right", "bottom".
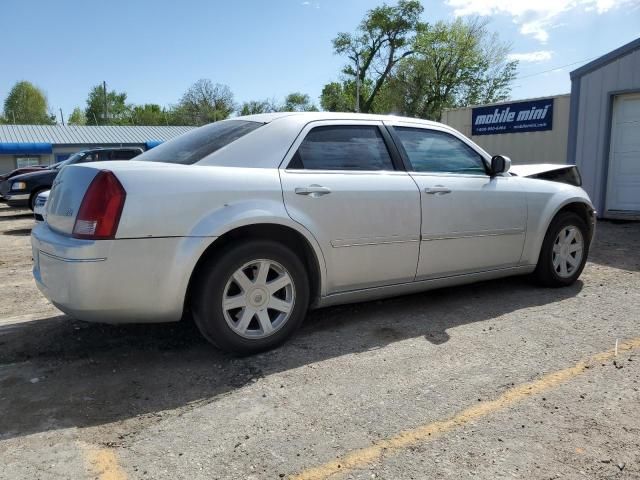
{"left": 0, "top": 142, "right": 52, "bottom": 155}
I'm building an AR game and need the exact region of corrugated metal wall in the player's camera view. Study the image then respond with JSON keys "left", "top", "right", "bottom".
{"left": 571, "top": 48, "right": 640, "bottom": 214}
{"left": 441, "top": 94, "right": 570, "bottom": 164}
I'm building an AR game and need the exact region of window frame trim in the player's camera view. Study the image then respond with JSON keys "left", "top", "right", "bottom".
{"left": 386, "top": 123, "right": 492, "bottom": 177}
{"left": 281, "top": 120, "right": 405, "bottom": 173}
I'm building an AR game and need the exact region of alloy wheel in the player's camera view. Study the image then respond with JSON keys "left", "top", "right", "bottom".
{"left": 552, "top": 225, "right": 584, "bottom": 278}
{"left": 222, "top": 259, "right": 295, "bottom": 339}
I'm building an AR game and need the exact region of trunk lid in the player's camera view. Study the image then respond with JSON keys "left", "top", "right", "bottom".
{"left": 45, "top": 161, "right": 179, "bottom": 236}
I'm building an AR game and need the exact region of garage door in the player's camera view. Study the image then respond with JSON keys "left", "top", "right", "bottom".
{"left": 606, "top": 93, "right": 640, "bottom": 213}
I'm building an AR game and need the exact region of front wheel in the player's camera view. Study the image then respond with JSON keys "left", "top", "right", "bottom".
{"left": 192, "top": 240, "right": 309, "bottom": 355}
{"left": 534, "top": 212, "right": 589, "bottom": 287}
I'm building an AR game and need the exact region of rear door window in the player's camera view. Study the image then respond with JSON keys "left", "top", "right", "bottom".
{"left": 288, "top": 125, "right": 394, "bottom": 171}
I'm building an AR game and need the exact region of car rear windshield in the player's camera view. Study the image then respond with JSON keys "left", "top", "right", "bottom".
{"left": 136, "top": 120, "right": 263, "bottom": 165}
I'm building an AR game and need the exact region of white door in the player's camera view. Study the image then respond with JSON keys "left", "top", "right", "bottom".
{"left": 606, "top": 94, "right": 640, "bottom": 213}
{"left": 280, "top": 121, "right": 421, "bottom": 294}
{"left": 389, "top": 123, "right": 527, "bottom": 279}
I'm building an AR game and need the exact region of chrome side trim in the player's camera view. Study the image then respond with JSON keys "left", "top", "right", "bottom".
{"left": 331, "top": 234, "right": 420, "bottom": 248}
{"left": 314, "top": 265, "right": 535, "bottom": 308}
{"left": 421, "top": 228, "right": 525, "bottom": 241}
{"left": 38, "top": 250, "right": 106, "bottom": 263}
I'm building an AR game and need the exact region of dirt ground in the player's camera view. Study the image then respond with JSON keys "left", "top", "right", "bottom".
{"left": 0, "top": 201, "right": 639, "bottom": 480}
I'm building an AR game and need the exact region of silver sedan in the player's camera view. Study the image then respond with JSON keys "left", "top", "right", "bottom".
{"left": 31, "top": 112, "right": 595, "bottom": 354}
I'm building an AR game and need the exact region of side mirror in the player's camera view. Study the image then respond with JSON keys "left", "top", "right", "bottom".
{"left": 491, "top": 155, "right": 511, "bottom": 176}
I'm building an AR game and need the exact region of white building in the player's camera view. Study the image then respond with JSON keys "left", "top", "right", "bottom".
{"left": 0, "top": 125, "right": 193, "bottom": 174}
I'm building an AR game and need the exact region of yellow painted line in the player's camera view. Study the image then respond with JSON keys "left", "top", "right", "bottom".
{"left": 292, "top": 337, "right": 640, "bottom": 480}
{"left": 84, "top": 446, "right": 128, "bottom": 480}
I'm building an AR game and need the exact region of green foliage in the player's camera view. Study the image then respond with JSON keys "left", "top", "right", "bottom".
{"left": 3, "top": 81, "right": 56, "bottom": 124}
{"left": 323, "top": 4, "right": 517, "bottom": 118}
{"left": 331, "top": 0, "right": 423, "bottom": 113}
{"left": 238, "top": 99, "right": 279, "bottom": 116}
{"left": 320, "top": 82, "right": 353, "bottom": 112}
{"left": 85, "top": 84, "right": 132, "bottom": 125}
{"left": 67, "top": 107, "right": 86, "bottom": 125}
{"left": 130, "top": 104, "right": 171, "bottom": 125}
{"left": 385, "top": 18, "right": 518, "bottom": 120}
{"left": 281, "top": 92, "right": 318, "bottom": 112}
{"left": 175, "top": 79, "right": 235, "bottom": 125}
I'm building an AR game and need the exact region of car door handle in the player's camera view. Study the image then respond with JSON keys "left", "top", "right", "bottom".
{"left": 424, "top": 186, "right": 452, "bottom": 195}
{"left": 295, "top": 185, "right": 332, "bottom": 197}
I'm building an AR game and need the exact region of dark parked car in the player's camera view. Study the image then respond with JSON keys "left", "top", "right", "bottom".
{"left": 0, "top": 165, "right": 49, "bottom": 183}
{"left": 0, "top": 147, "right": 143, "bottom": 209}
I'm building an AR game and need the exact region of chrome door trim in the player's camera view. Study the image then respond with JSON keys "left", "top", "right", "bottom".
{"left": 331, "top": 234, "right": 420, "bottom": 248}
{"left": 421, "top": 228, "right": 525, "bottom": 241}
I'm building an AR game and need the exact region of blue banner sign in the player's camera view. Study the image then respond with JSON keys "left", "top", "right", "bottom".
{"left": 472, "top": 98, "right": 554, "bottom": 136}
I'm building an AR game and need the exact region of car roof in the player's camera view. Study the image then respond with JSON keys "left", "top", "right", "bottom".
{"left": 236, "top": 111, "right": 443, "bottom": 128}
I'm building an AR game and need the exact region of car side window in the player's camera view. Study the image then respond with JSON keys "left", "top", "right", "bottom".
{"left": 78, "top": 153, "right": 96, "bottom": 163}
{"left": 112, "top": 150, "right": 138, "bottom": 160}
{"left": 288, "top": 125, "right": 394, "bottom": 171}
{"left": 395, "top": 127, "right": 487, "bottom": 175}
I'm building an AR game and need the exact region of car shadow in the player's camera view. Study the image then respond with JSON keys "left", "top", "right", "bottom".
{"left": 0, "top": 275, "right": 582, "bottom": 440}
{"left": 0, "top": 213, "right": 33, "bottom": 221}
{"left": 2, "top": 227, "right": 32, "bottom": 236}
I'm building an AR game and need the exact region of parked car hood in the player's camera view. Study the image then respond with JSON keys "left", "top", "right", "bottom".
{"left": 510, "top": 164, "right": 582, "bottom": 187}
{"left": 10, "top": 169, "right": 58, "bottom": 183}
{"left": 510, "top": 164, "right": 574, "bottom": 177}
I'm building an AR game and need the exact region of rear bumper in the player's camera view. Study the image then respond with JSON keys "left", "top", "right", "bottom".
{"left": 31, "top": 223, "right": 214, "bottom": 324}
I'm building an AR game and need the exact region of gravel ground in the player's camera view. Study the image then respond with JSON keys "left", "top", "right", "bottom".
{"left": 0, "top": 202, "right": 638, "bottom": 480}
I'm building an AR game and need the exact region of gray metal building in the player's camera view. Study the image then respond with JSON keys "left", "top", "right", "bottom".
{"left": 567, "top": 37, "right": 640, "bottom": 219}
{"left": 0, "top": 125, "right": 193, "bottom": 174}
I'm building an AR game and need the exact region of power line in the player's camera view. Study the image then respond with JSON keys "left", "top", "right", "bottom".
{"left": 514, "top": 55, "right": 600, "bottom": 81}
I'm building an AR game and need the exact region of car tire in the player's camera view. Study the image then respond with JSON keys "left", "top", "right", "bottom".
{"left": 534, "top": 211, "right": 589, "bottom": 287}
{"left": 29, "top": 188, "right": 48, "bottom": 211}
{"left": 192, "top": 240, "right": 310, "bottom": 355}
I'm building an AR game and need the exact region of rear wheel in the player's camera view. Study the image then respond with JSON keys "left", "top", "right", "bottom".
{"left": 192, "top": 240, "right": 309, "bottom": 355}
{"left": 534, "top": 212, "right": 589, "bottom": 287}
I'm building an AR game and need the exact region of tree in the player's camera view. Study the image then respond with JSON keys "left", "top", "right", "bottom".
{"left": 85, "top": 84, "right": 131, "bottom": 125}
{"left": 320, "top": 82, "right": 352, "bottom": 112}
{"left": 67, "top": 107, "right": 86, "bottom": 125}
{"left": 319, "top": 79, "right": 394, "bottom": 112}
{"left": 176, "top": 79, "right": 235, "bottom": 125}
{"left": 238, "top": 99, "right": 279, "bottom": 116}
{"left": 3, "top": 81, "right": 56, "bottom": 124}
{"left": 280, "top": 92, "right": 318, "bottom": 112}
{"left": 331, "top": 0, "right": 423, "bottom": 113}
{"left": 384, "top": 18, "right": 518, "bottom": 120}
{"left": 130, "top": 104, "right": 170, "bottom": 125}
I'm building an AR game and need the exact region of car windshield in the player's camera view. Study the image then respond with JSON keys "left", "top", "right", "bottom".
{"left": 136, "top": 120, "right": 263, "bottom": 165}
{"left": 51, "top": 152, "right": 84, "bottom": 169}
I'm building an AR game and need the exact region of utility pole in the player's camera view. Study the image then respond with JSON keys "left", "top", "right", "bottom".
{"left": 355, "top": 53, "right": 361, "bottom": 113}
{"left": 103, "top": 81, "right": 108, "bottom": 124}
{"left": 59, "top": 108, "right": 65, "bottom": 126}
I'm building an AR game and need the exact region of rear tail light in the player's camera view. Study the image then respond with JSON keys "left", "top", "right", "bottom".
{"left": 72, "top": 170, "right": 126, "bottom": 239}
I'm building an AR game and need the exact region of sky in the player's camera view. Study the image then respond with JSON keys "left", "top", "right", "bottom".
{"left": 1, "top": 0, "right": 639, "bottom": 121}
